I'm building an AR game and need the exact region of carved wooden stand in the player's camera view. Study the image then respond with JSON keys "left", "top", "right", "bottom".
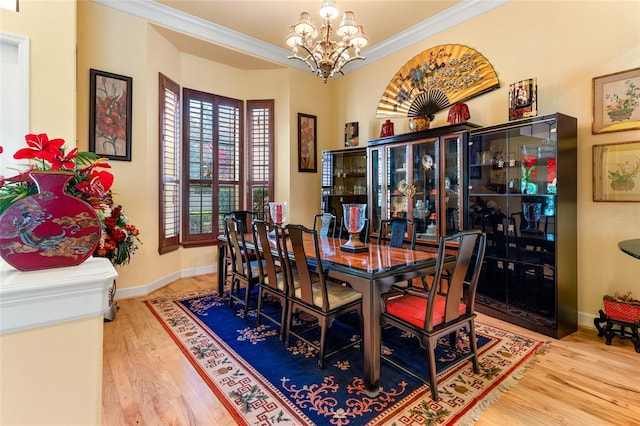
{"left": 594, "top": 310, "right": 640, "bottom": 353}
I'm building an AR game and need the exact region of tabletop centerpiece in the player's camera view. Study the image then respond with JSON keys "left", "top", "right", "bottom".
{"left": 340, "top": 203, "right": 368, "bottom": 253}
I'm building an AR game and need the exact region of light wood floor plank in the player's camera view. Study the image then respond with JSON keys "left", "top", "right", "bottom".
{"left": 103, "top": 274, "right": 640, "bottom": 425}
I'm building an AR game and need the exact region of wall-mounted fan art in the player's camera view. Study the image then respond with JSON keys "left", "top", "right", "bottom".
{"left": 376, "top": 44, "right": 500, "bottom": 118}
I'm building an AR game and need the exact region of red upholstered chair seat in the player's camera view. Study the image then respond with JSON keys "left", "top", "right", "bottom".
{"left": 226, "top": 249, "right": 257, "bottom": 261}
{"left": 385, "top": 294, "right": 466, "bottom": 328}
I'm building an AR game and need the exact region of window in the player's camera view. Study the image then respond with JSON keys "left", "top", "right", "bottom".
{"left": 181, "top": 90, "right": 273, "bottom": 246}
{"left": 158, "top": 73, "right": 180, "bottom": 254}
{"left": 246, "top": 100, "right": 274, "bottom": 219}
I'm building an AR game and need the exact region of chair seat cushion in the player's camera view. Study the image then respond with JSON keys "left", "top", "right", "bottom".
{"left": 294, "top": 279, "right": 362, "bottom": 310}
{"left": 385, "top": 294, "right": 466, "bottom": 328}
{"left": 226, "top": 250, "right": 257, "bottom": 261}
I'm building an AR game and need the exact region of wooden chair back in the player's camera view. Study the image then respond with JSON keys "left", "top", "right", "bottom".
{"left": 253, "top": 220, "right": 287, "bottom": 292}
{"left": 313, "top": 212, "right": 337, "bottom": 237}
{"left": 284, "top": 224, "right": 330, "bottom": 312}
{"left": 426, "top": 229, "right": 486, "bottom": 330}
{"left": 377, "top": 218, "right": 416, "bottom": 249}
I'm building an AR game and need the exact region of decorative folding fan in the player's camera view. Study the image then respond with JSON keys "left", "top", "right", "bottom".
{"left": 376, "top": 44, "right": 500, "bottom": 118}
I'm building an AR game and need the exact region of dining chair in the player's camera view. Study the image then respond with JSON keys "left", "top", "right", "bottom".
{"left": 282, "top": 224, "right": 363, "bottom": 368}
{"left": 225, "top": 216, "right": 261, "bottom": 318}
{"left": 338, "top": 216, "right": 370, "bottom": 243}
{"left": 377, "top": 218, "right": 417, "bottom": 289}
{"left": 380, "top": 229, "right": 487, "bottom": 400}
{"left": 312, "top": 212, "right": 337, "bottom": 237}
{"left": 252, "top": 220, "right": 288, "bottom": 340}
{"left": 376, "top": 218, "right": 416, "bottom": 250}
{"left": 221, "top": 211, "right": 258, "bottom": 288}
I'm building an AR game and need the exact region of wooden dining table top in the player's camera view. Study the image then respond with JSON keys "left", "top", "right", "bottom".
{"left": 224, "top": 233, "right": 440, "bottom": 279}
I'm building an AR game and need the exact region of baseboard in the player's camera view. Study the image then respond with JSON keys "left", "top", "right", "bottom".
{"left": 579, "top": 310, "right": 597, "bottom": 331}
{"left": 113, "top": 265, "right": 216, "bottom": 300}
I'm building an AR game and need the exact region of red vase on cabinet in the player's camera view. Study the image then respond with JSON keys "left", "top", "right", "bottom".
{"left": 380, "top": 119, "right": 394, "bottom": 137}
{"left": 0, "top": 171, "right": 102, "bottom": 271}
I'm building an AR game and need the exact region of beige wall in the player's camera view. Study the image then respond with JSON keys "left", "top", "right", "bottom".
{"left": 332, "top": 0, "right": 640, "bottom": 322}
{"left": 3, "top": 0, "right": 640, "bottom": 324}
{"left": 0, "top": 3, "right": 105, "bottom": 425}
{"left": 0, "top": 317, "right": 105, "bottom": 425}
{"left": 0, "top": 0, "right": 76, "bottom": 143}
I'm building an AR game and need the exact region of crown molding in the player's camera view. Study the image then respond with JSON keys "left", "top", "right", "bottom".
{"left": 92, "top": 0, "right": 510, "bottom": 76}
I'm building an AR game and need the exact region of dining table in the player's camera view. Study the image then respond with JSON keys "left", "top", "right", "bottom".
{"left": 217, "top": 233, "right": 441, "bottom": 397}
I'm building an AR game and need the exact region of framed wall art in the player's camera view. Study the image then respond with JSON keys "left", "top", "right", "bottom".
{"left": 344, "top": 121, "right": 359, "bottom": 147}
{"left": 508, "top": 78, "right": 537, "bottom": 121}
{"left": 593, "top": 140, "right": 640, "bottom": 202}
{"left": 298, "top": 113, "right": 317, "bottom": 172}
{"left": 592, "top": 67, "right": 640, "bottom": 134}
{"left": 89, "top": 68, "right": 132, "bottom": 161}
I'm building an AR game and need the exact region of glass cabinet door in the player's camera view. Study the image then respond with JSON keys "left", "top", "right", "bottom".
{"left": 369, "top": 147, "right": 383, "bottom": 233}
{"left": 387, "top": 144, "right": 409, "bottom": 220}
{"left": 469, "top": 116, "right": 559, "bottom": 327}
{"left": 442, "top": 134, "right": 463, "bottom": 236}
{"left": 412, "top": 140, "right": 437, "bottom": 241}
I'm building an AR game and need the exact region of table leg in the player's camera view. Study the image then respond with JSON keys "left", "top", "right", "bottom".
{"left": 330, "top": 271, "right": 391, "bottom": 398}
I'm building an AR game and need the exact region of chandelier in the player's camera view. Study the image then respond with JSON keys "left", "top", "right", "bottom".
{"left": 286, "top": 0, "right": 368, "bottom": 83}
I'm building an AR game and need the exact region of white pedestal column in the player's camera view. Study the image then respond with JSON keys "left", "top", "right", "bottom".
{"left": 0, "top": 257, "right": 117, "bottom": 425}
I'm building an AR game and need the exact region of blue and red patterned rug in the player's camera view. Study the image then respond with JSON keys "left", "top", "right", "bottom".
{"left": 146, "top": 289, "right": 545, "bottom": 425}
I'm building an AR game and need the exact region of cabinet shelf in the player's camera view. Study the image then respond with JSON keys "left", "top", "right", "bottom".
{"left": 321, "top": 147, "right": 368, "bottom": 221}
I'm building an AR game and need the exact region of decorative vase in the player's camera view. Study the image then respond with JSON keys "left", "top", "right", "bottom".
{"left": 380, "top": 119, "right": 394, "bottom": 137}
{"left": 522, "top": 202, "right": 542, "bottom": 230}
{"left": 268, "top": 201, "right": 287, "bottom": 237}
{"left": 611, "top": 180, "right": 635, "bottom": 191}
{"left": 0, "top": 171, "right": 102, "bottom": 271}
{"left": 409, "top": 116, "right": 430, "bottom": 132}
{"left": 340, "top": 203, "right": 368, "bottom": 253}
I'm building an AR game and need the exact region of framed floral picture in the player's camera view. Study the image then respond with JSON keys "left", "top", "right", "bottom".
{"left": 593, "top": 140, "right": 640, "bottom": 202}
{"left": 298, "top": 113, "right": 317, "bottom": 172}
{"left": 592, "top": 67, "right": 640, "bottom": 134}
{"left": 89, "top": 69, "right": 133, "bottom": 161}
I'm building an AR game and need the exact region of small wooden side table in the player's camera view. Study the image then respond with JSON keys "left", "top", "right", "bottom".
{"left": 594, "top": 310, "right": 640, "bottom": 353}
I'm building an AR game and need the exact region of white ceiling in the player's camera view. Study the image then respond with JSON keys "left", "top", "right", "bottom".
{"left": 93, "top": 0, "right": 510, "bottom": 75}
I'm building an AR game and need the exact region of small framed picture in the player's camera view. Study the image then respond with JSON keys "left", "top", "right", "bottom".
{"left": 298, "top": 113, "right": 317, "bottom": 173}
{"left": 593, "top": 140, "right": 640, "bottom": 202}
{"left": 508, "top": 78, "right": 537, "bottom": 121}
{"left": 344, "top": 122, "right": 359, "bottom": 147}
{"left": 592, "top": 67, "right": 640, "bottom": 134}
{"left": 89, "top": 69, "right": 133, "bottom": 161}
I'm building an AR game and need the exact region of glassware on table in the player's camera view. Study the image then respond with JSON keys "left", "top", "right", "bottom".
{"left": 340, "top": 203, "right": 368, "bottom": 253}
{"left": 268, "top": 201, "right": 287, "bottom": 237}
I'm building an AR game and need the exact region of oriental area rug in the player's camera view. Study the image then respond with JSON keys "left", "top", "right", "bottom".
{"left": 146, "top": 290, "right": 546, "bottom": 426}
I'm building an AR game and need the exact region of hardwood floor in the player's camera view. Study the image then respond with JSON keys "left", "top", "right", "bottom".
{"left": 102, "top": 274, "right": 640, "bottom": 425}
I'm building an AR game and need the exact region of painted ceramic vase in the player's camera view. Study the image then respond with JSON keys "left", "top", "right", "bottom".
{"left": 0, "top": 171, "right": 102, "bottom": 271}
{"left": 409, "top": 116, "right": 430, "bottom": 131}
{"left": 380, "top": 119, "right": 394, "bottom": 137}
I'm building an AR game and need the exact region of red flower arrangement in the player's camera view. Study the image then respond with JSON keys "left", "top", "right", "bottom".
{"left": 0, "top": 133, "right": 141, "bottom": 266}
